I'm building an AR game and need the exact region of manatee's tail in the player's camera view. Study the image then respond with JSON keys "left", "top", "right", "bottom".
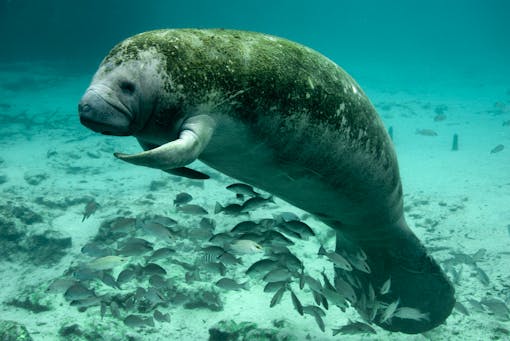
{"left": 333, "top": 218, "right": 455, "bottom": 334}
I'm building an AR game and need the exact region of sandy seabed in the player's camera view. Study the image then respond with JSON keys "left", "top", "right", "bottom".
{"left": 0, "top": 61, "right": 509, "bottom": 341}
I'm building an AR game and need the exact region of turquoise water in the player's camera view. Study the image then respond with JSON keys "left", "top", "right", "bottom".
{"left": 0, "top": 1, "right": 509, "bottom": 340}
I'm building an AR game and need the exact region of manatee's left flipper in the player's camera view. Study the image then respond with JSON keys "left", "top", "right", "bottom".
{"left": 164, "top": 167, "right": 210, "bottom": 180}
{"left": 114, "top": 114, "right": 216, "bottom": 171}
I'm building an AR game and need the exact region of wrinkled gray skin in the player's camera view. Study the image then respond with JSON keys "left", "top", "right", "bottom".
{"left": 79, "top": 29, "right": 454, "bottom": 334}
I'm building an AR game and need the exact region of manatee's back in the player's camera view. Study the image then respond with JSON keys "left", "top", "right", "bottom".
{"left": 110, "top": 29, "right": 403, "bottom": 226}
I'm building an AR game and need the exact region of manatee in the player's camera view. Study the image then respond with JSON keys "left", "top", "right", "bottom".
{"left": 78, "top": 29, "right": 454, "bottom": 333}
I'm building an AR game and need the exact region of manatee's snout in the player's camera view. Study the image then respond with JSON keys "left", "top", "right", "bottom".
{"left": 78, "top": 90, "right": 132, "bottom": 136}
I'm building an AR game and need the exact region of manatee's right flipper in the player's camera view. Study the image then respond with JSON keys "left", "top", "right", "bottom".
{"left": 333, "top": 218, "right": 455, "bottom": 334}
{"left": 114, "top": 115, "right": 215, "bottom": 177}
{"left": 135, "top": 140, "right": 209, "bottom": 180}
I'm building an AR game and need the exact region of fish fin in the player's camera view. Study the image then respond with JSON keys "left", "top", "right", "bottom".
{"left": 164, "top": 167, "right": 209, "bottom": 179}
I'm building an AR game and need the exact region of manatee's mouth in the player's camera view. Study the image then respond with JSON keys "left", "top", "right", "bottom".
{"left": 78, "top": 90, "right": 134, "bottom": 136}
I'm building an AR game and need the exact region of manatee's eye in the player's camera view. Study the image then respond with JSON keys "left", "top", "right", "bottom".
{"left": 119, "top": 81, "right": 136, "bottom": 94}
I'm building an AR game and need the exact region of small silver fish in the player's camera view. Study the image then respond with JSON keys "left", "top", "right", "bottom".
{"left": 380, "top": 298, "right": 400, "bottom": 324}
{"left": 202, "top": 261, "right": 227, "bottom": 276}
{"left": 263, "top": 230, "right": 294, "bottom": 246}
{"left": 214, "top": 202, "right": 247, "bottom": 215}
{"left": 110, "top": 301, "right": 121, "bottom": 318}
{"left": 123, "top": 295, "right": 136, "bottom": 311}
{"left": 270, "top": 285, "right": 286, "bottom": 307}
{"left": 143, "top": 263, "right": 167, "bottom": 276}
{"left": 231, "top": 220, "right": 259, "bottom": 233}
{"left": 393, "top": 307, "right": 430, "bottom": 322}
{"left": 200, "top": 217, "right": 216, "bottom": 230}
{"left": 117, "top": 238, "right": 153, "bottom": 256}
{"left": 415, "top": 129, "right": 438, "bottom": 136}
{"left": 303, "top": 305, "right": 326, "bottom": 317}
{"left": 64, "top": 283, "right": 95, "bottom": 301}
{"left": 454, "top": 301, "right": 470, "bottom": 316}
{"left": 335, "top": 276, "right": 358, "bottom": 304}
{"left": 311, "top": 309, "right": 325, "bottom": 332}
{"left": 209, "top": 232, "right": 234, "bottom": 244}
{"left": 246, "top": 259, "right": 279, "bottom": 276}
{"left": 263, "top": 281, "right": 288, "bottom": 293}
{"left": 117, "top": 269, "right": 136, "bottom": 285}
{"left": 228, "top": 239, "right": 264, "bottom": 254}
{"left": 202, "top": 245, "right": 226, "bottom": 258}
{"left": 82, "top": 200, "right": 98, "bottom": 222}
{"left": 318, "top": 246, "right": 352, "bottom": 271}
{"left": 72, "top": 267, "right": 101, "bottom": 281}
{"left": 150, "top": 215, "right": 178, "bottom": 226}
{"left": 110, "top": 217, "right": 136, "bottom": 234}
{"left": 433, "top": 113, "right": 447, "bottom": 122}
{"left": 490, "top": 144, "right": 504, "bottom": 154}
{"left": 46, "top": 278, "right": 76, "bottom": 294}
{"left": 467, "top": 298, "right": 485, "bottom": 313}
{"left": 87, "top": 255, "right": 128, "bottom": 271}
{"left": 145, "top": 287, "right": 165, "bottom": 304}
{"left": 367, "top": 283, "right": 376, "bottom": 304}
{"left": 348, "top": 256, "right": 371, "bottom": 273}
{"left": 290, "top": 290, "right": 303, "bottom": 315}
{"left": 241, "top": 196, "right": 275, "bottom": 212}
{"left": 321, "top": 287, "right": 348, "bottom": 308}
{"left": 475, "top": 266, "right": 490, "bottom": 286}
{"left": 154, "top": 309, "right": 171, "bottom": 323}
{"left": 174, "top": 192, "right": 193, "bottom": 206}
{"left": 148, "top": 247, "right": 176, "bottom": 261}
{"left": 274, "top": 211, "right": 300, "bottom": 223}
{"left": 176, "top": 204, "right": 208, "bottom": 215}
{"left": 380, "top": 277, "right": 391, "bottom": 295}
{"left": 142, "top": 221, "right": 173, "bottom": 240}
{"left": 81, "top": 243, "right": 113, "bottom": 257}
{"left": 332, "top": 320, "right": 376, "bottom": 335}
{"left": 304, "top": 275, "right": 323, "bottom": 293}
{"left": 100, "top": 272, "right": 119, "bottom": 289}
{"left": 218, "top": 252, "right": 243, "bottom": 265}
{"left": 480, "top": 297, "right": 510, "bottom": 320}
{"left": 281, "top": 220, "right": 315, "bottom": 238}
{"left": 70, "top": 296, "right": 102, "bottom": 308}
{"left": 263, "top": 268, "right": 292, "bottom": 283}
{"left": 135, "top": 287, "right": 147, "bottom": 300}
{"left": 149, "top": 275, "right": 168, "bottom": 288}
{"left": 275, "top": 250, "right": 300, "bottom": 270}
{"left": 100, "top": 301, "right": 107, "bottom": 319}
{"left": 123, "top": 314, "right": 155, "bottom": 328}
{"left": 215, "top": 277, "right": 248, "bottom": 291}
{"left": 226, "top": 183, "right": 261, "bottom": 197}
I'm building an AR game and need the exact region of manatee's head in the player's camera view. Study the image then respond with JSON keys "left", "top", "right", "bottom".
{"left": 79, "top": 42, "right": 169, "bottom": 136}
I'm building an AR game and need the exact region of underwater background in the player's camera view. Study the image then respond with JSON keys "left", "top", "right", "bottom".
{"left": 0, "top": 0, "right": 509, "bottom": 340}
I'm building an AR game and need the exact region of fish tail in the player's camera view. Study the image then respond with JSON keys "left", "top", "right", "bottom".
{"left": 241, "top": 281, "right": 249, "bottom": 290}
{"left": 318, "top": 245, "right": 327, "bottom": 256}
{"left": 214, "top": 202, "right": 223, "bottom": 214}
